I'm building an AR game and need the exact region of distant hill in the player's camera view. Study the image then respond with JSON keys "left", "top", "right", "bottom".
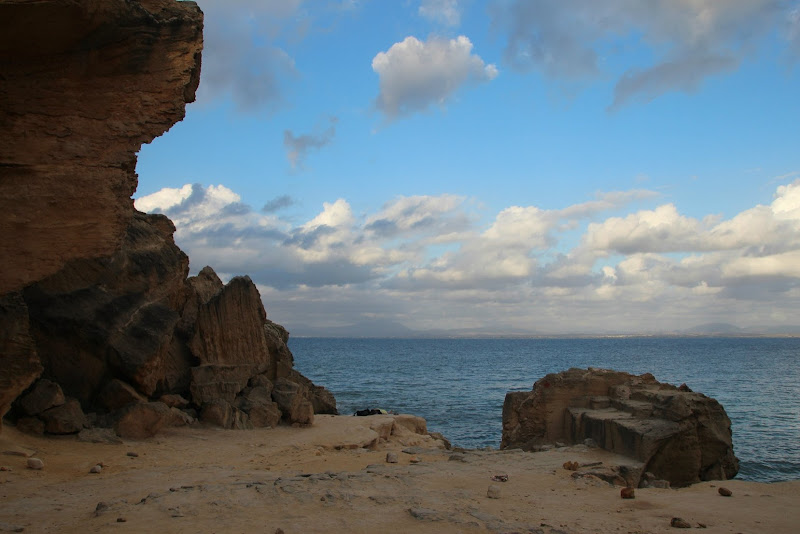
{"left": 681, "top": 323, "right": 744, "bottom": 335}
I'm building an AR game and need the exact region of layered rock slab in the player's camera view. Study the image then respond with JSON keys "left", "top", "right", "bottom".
{"left": 502, "top": 368, "right": 738, "bottom": 487}
{"left": 0, "top": 0, "right": 203, "bottom": 294}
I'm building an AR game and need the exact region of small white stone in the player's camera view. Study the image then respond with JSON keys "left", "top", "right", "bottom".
{"left": 27, "top": 457, "right": 44, "bottom": 470}
{"left": 487, "top": 484, "right": 501, "bottom": 499}
{"left": 90, "top": 464, "right": 102, "bottom": 473}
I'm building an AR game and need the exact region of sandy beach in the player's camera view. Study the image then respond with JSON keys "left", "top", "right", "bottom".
{"left": 1, "top": 415, "right": 798, "bottom": 534}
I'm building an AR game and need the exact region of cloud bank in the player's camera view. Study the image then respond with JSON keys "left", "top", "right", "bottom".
{"left": 372, "top": 35, "right": 498, "bottom": 118}
{"left": 490, "top": 0, "right": 799, "bottom": 108}
{"left": 135, "top": 180, "right": 800, "bottom": 333}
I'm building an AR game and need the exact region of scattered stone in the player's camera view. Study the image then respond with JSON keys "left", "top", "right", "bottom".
{"left": 620, "top": 487, "right": 635, "bottom": 499}
{"left": 275, "top": 529, "right": 285, "bottom": 534}
{"left": 408, "top": 507, "right": 441, "bottom": 521}
{"left": 490, "top": 474, "right": 509, "bottom": 482}
{"left": 89, "top": 464, "right": 102, "bottom": 474}
{"left": 583, "top": 438, "right": 599, "bottom": 448}
{"left": 26, "top": 458, "right": 44, "bottom": 470}
{"left": 116, "top": 517, "right": 127, "bottom": 523}
{"left": 386, "top": 452, "right": 398, "bottom": 464}
{"left": 718, "top": 487, "right": 733, "bottom": 497}
{"left": 670, "top": 517, "right": 692, "bottom": 529}
{"left": 698, "top": 523, "right": 707, "bottom": 528}
{"left": 95, "top": 502, "right": 111, "bottom": 516}
{"left": 0, "top": 467, "right": 11, "bottom": 472}
{"left": 126, "top": 451, "right": 139, "bottom": 457}
{"left": 563, "top": 461, "right": 580, "bottom": 471}
{"left": 0, "top": 521, "right": 25, "bottom": 532}
{"left": 409, "top": 456, "right": 421, "bottom": 464}
{"left": 487, "top": 484, "right": 502, "bottom": 499}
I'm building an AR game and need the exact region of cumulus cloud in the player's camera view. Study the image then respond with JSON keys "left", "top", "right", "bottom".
{"left": 490, "top": 0, "right": 798, "bottom": 108}
{"left": 419, "top": 0, "right": 463, "bottom": 27}
{"left": 262, "top": 195, "right": 295, "bottom": 214}
{"left": 284, "top": 117, "right": 338, "bottom": 170}
{"left": 372, "top": 35, "right": 498, "bottom": 118}
{"left": 136, "top": 180, "right": 800, "bottom": 333}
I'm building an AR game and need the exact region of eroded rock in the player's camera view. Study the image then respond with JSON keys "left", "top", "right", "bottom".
{"left": 502, "top": 368, "right": 738, "bottom": 487}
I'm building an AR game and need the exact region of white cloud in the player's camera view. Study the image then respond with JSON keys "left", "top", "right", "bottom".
{"left": 372, "top": 35, "right": 498, "bottom": 118}
{"left": 136, "top": 180, "right": 800, "bottom": 334}
{"left": 490, "top": 0, "right": 797, "bottom": 108}
{"left": 419, "top": 0, "right": 463, "bottom": 27}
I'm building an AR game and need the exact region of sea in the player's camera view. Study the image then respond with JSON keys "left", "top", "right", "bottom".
{"left": 289, "top": 336, "right": 800, "bottom": 484}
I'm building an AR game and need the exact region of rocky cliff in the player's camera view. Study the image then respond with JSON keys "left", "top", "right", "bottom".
{"left": 501, "top": 368, "right": 738, "bottom": 487}
{"left": 0, "top": 0, "right": 336, "bottom": 436}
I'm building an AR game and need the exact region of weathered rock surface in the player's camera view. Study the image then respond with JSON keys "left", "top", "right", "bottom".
{"left": 0, "top": 294, "right": 43, "bottom": 430}
{"left": 0, "top": 0, "right": 203, "bottom": 294}
{"left": 501, "top": 368, "right": 738, "bottom": 487}
{"left": 0, "top": 0, "right": 337, "bottom": 438}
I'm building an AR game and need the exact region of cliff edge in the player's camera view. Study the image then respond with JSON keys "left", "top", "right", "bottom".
{"left": 0, "top": 0, "right": 336, "bottom": 436}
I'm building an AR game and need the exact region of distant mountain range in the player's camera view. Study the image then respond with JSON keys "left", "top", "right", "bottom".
{"left": 290, "top": 319, "right": 800, "bottom": 338}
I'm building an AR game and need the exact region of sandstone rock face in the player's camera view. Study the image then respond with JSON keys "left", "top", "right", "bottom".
{"left": 0, "top": 0, "right": 337, "bottom": 438}
{"left": 501, "top": 368, "right": 739, "bottom": 487}
{"left": 0, "top": 294, "right": 43, "bottom": 430}
{"left": 0, "top": 0, "right": 203, "bottom": 294}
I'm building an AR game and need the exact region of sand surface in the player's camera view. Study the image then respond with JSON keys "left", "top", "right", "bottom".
{"left": 1, "top": 414, "right": 798, "bottom": 533}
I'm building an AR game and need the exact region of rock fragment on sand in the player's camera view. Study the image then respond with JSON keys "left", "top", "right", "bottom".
{"left": 95, "top": 502, "right": 110, "bottom": 516}
{"left": 126, "top": 451, "right": 139, "bottom": 457}
{"left": 620, "top": 487, "right": 635, "bottom": 499}
{"left": 386, "top": 452, "right": 398, "bottom": 463}
{"left": 89, "top": 464, "right": 102, "bottom": 474}
{"left": 26, "top": 458, "right": 44, "bottom": 470}
{"left": 718, "top": 487, "right": 733, "bottom": 497}
{"left": 487, "top": 484, "right": 501, "bottom": 499}
{"left": 409, "top": 456, "right": 421, "bottom": 464}
{"left": 670, "top": 517, "right": 692, "bottom": 528}
{"left": 562, "top": 460, "right": 579, "bottom": 471}
{"left": 116, "top": 517, "right": 127, "bottom": 523}
{"left": 408, "top": 507, "right": 441, "bottom": 521}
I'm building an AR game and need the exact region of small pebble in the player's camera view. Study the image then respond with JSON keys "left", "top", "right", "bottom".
{"left": 385, "top": 452, "right": 398, "bottom": 464}
{"left": 0, "top": 466, "right": 12, "bottom": 471}
{"left": 670, "top": 517, "right": 692, "bottom": 529}
{"left": 620, "top": 487, "right": 635, "bottom": 499}
{"left": 409, "top": 456, "right": 421, "bottom": 464}
{"left": 26, "top": 458, "right": 44, "bottom": 470}
{"left": 487, "top": 484, "right": 501, "bottom": 499}
{"left": 126, "top": 452, "right": 139, "bottom": 458}
{"left": 116, "top": 517, "right": 127, "bottom": 523}
{"left": 718, "top": 487, "right": 733, "bottom": 497}
{"left": 89, "top": 464, "right": 102, "bottom": 474}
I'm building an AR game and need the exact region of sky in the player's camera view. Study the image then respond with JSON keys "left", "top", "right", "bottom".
{"left": 135, "top": 0, "right": 800, "bottom": 336}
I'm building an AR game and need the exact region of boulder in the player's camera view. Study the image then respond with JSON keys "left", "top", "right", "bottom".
{"left": 16, "top": 378, "right": 65, "bottom": 416}
{"left": 501, "top": 368, "right": 738, "bottom": 487}
{"left": 235, "top": 386, "right": 282, "bottom": 428}
{"left": 200, "top": 400, "right": 252, "bottom": 430}
{"left": 40, "top": 397, "right": 88, "bottom": 434}
{"left": 114, "top": 402, "right": 173, "bottom": 440}
{"left": 272, "top": 378, "right": 314, "bottom": 425}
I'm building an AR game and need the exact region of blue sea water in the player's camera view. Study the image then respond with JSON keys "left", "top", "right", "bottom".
{"left": 289, "top": 336, "right": 800, "bottom": 483}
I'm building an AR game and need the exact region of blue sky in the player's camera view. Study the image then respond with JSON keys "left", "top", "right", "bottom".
{"left": 136, "top": 0, "right": 800, "bottom": 335}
